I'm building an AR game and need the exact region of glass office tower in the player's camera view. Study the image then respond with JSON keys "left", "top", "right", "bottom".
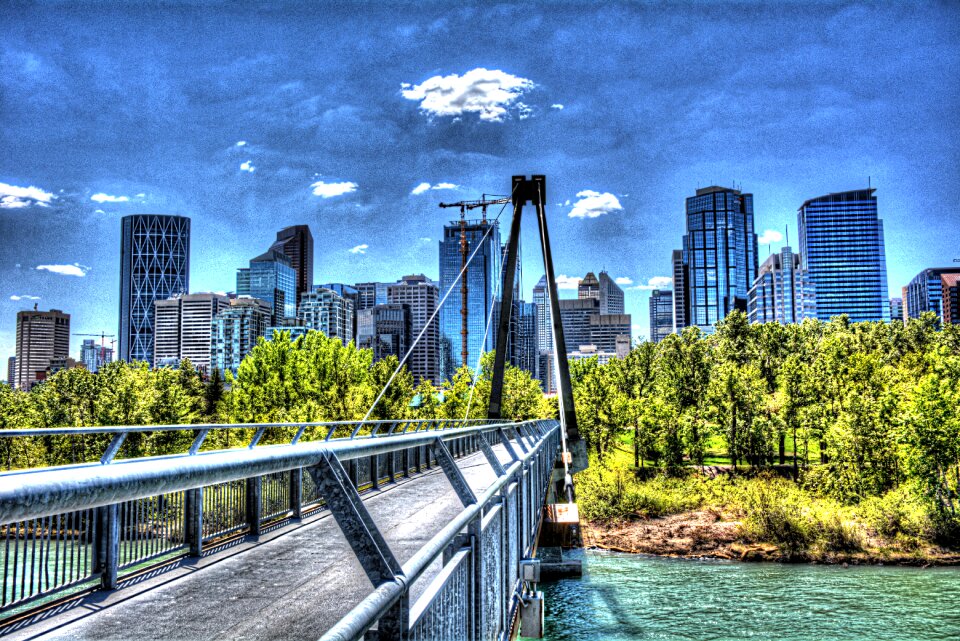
{"left": 438, "top": 219, "right": 501, "bottom": 379}
{"left": 119, "top": 214, "right": 190, "bottom": 363}
{"left": 798, "top": 189, "right": 889, "bottom": 322}
{"left": 236, "top": 248, "right": 296, "bottom": 322}
{"left": 903, "top": 267, "right": 958, "bottom": 320}
{"left": 680, "top": 186, "right": 758, "bottom": 332}
{"left": 649, "top": 289, "right": 674, "bottom": 343}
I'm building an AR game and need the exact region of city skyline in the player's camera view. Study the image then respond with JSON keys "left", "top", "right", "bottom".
{"left": 2, "top": 2, "right": 959, "bottom": 360}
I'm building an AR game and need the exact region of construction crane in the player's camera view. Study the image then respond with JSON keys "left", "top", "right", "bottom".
{"left": 73, "top": 332, "right": 116, "bottom": 369}
{"left": 438, "top": 195, "right": 510, "bottom": 368}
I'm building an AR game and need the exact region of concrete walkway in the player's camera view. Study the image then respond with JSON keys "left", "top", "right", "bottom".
{"left": 4, "top": 442, "right": 518, "bottom": 641}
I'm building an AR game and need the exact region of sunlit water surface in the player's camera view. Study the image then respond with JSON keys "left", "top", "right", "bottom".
{"left": 535, "top": 549, "right": 960, "bottom": 641}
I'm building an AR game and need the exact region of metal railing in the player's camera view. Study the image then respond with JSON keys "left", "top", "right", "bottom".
{"left": 0, "top": 418, "right": 518, "bottom": 619}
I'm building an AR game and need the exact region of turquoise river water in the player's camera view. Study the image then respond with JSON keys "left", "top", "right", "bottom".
{"left": 533, "top": 549, "right": 960, "bottom": 641}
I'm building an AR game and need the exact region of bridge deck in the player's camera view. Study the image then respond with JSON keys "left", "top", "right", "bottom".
{"left": 4, "top": 443, "right": 518, "bottom": 641}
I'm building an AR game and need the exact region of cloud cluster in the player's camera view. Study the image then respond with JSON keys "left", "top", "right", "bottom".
{"left": 311, "top": 181, "right": 358, "bottom": 198}
{"left": 240, "top": 161, "right": 256, "bottom": 173}
{"left": 90, "top": 193, "right": 129, "bottom": 203}
{"left": 550, "top": 104, "right": 564, "bottom": 110}
{"left": 36, "top": 263, "right": 89, "bottom": 277}
{"left": 10, "top": 295, "right": 40, "bottom": 301}
{"left": 0, "top": 182, "right": 55, "bottom": 209}
{"left": 410, "top": 182, "right": 458, "bottom": 195}
{"left": 401, "top": 68, "right": 535, "bottom": 122}
{"left": 758, "top": 229, "right": 784, "bottom": 245}
{"left": 349, "top": 244, "right": 368, "bottom": 254}
{"left": 615, "top": 276, "right": 633, "bottom": 285}
{"left": 568, "top": 190, "right": 623, "bottom": 219}
{"left": 631, "top": 276, "right": 673, "bottom": 291}
{"left": 554, "top": 274, "right": 582, "bottom": 290}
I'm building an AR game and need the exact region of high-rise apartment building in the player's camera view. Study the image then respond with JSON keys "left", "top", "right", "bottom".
{"left": 153, "top": 293, "right": 229, "bottom": 371}
{"left": 438, "top": 219, "right": 501, "bottom": 379}
{"left": 298, "top": 287, "right": 355, "bottom": 346}
{"left": 119, "top": 214, "right": 190, "bottom": 363}
{"left": 649, "top": 289, "right": 674, "bottom": 343}
{"left": 941, "top": 274, "right": 960, "bottom": 325}
{"left": 387, "top": 275, "right": 440, "bottom": 384}
{"left": 80, "top": 339, "right": 113, "bottom": 373}
{"left": 14, "top": 308, "right": 70, "bottom": 390}
{"left": 747, "top": 247, "right": 817, "bottom": 325}
{"left": 211, "top": 297, "right": 271, "bottom": 374}
{"left": 889, "top": 298, "right": 904, "bottom": 323}
{"left": 355, "top": 282, "right": 391, "bottom": 311}
{"left": 677, "top": 186, "right": 758, "bottom": 332}
{"left": 318, "top": 283, "right": 360, "bottom": 339}
{"left": 357, "top": 304, "right": 410, "bottom": 363}
{"left": 672, "top": 249, "right": 688, "bottom": 332}
{"left": 532, "top": 276, "right": 552, "bottom": 352}
{"left": 903, "top": 268, "right": 958, "bottom": 320}
{"left": 272, "top": 225, "right": 313, "bottom": 303}
{"left": 798, "top": 189, "right": 889, "bottom": 322}
{"left": 7, "top": 357, "right": 15, "bottom": 388}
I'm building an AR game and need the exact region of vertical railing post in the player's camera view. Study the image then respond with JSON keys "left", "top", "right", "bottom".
{"left": 184, "top": 488, "right": 203, "bottom": 557}
{"left": 290, "top": 469, "right": 303, "bottom": 518}
{"left": 370, "top": 454, "right": 380, "bottom": 490}
{"left": 95, "top": 503, "right": 119, "bottom": 590}
{"left": 348, "top": 459, "right": 360, "bottom": 488}
{"left": 246, "top": 476, "right": 262, "bottom": 536}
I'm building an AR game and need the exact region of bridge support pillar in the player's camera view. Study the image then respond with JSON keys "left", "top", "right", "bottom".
{"left": 94, "top": 503, "right": 119, "bottom": 589}
{"left": 290, "top": 469, "right": 303, "bottom": 518}
{"left": 185, "top": 487, "right": 203, "bottom": 556}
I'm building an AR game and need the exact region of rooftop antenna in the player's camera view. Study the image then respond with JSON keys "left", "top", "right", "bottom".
{"left": 868, "top": 175, "right": 871, "bottom": 189}
{"left": 785, "top": 225, "right": 789, "bottom": 247}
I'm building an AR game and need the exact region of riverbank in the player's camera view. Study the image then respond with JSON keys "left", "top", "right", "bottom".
{"left": 583, "top": 510, "right": 960, "bottom": 566}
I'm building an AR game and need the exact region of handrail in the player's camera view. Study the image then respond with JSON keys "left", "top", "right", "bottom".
{"left": 0, "top": 420, "right": 545, "bottom": 523}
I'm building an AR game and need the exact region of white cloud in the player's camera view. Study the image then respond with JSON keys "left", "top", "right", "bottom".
{"left": 36, "top": 263, "right": 89, "bottom": 277}
{"left": 615, "top": 276, "right": 633, "bottom": 285}
{"left": 135, "top": 193, "right": 146, "bottom": 198}
{"left": 568, "top": 190, "right": 623, "bottom": 219}
{"left": 554, "top": 274, "right": 581, "bottom": 290}
{"left": 240, "top": 161, "right": 256, "bottom": 173}
{"left": 349, "top": 244, "right": 369, "bottom": 254}
{"left": 758, "top": 229, "right": 784, "bottom": 245}
{"left": 235, "top": 140, "right": 247, "bottom": 147}
{"left": 0, "top": 182, "right": 56, "bottom": 209}
{"left": 311, "top": 181, "right": 358, "bottom": 198}
{"left": 91, "top": 193, "right": 129, "bottom": 203}
{"left": 411, "top": 182, "right": 458, "bottom": 195}
{"left": 551, "top": 103, "right": 564, "bottom": 110}
{"left": 94, "top": 209, "right": 106, "bottom": 214}
{"left": 419, "top": 237, "right": 432, "bottom": 242}
{"left": 401, "top": 67, "right": 535, "bottom": 122}
{"left": 10, "top": 295, "right": 40, "bottom": 301}
{"left": 631, "top": 276, "right": 674, "bottom": 291}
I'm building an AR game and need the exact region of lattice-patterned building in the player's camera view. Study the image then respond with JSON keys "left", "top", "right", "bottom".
{"left": 119, "top": 215, "right": 190, "bottom": 364}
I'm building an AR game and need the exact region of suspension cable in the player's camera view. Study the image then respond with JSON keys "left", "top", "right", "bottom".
{"left": 362, "top": 183, "right": 518, "bottom": 422}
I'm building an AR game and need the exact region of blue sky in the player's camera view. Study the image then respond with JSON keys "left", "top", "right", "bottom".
{"left": 1, "top": 1, "right": 959, "bottom": 361}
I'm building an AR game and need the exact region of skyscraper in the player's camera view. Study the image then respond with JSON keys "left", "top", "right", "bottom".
{"left": 387, "top": 275, "right": 440, "bottom": 384}
{"left": 798, "top": 189, "right": 889, "bottom": 322}
{"left": 558, "top": 298, "right": 631, "bottom": 353}
{"left": 7, "top": 357, "right": 15, "bottom": 388}
{"left": 598, "top": 271, "right": 625, "bottom": 315}
{"left": 578, "top": 272, "right": 600, "bottom": 302}
{"left": 672, "top": 249, "right": 688, "bottom": 332}
{"left": 318, "top": 283, "right": 360, "bottom": 339}
{"left": 272, "top": 225, "right": 313, "bottom": 304}
{"left": 15, "top": 308, "right": 70, "bottom": 390}
{"left": 211, "top": 297, "right": 271, "bottom": 374}
{"left": 889, "top": 298, "right": 904, "bottom": 323}
{"left": 236, "top": 247, "right": 296, "bottom": 323}
{"left": 649, "top": 289, "right": 674, "bottom": 343}
{"left": 491, "top": 298, "right": 539, "bottom": 378}
{"left": 903, "top": 268, "right": 958, "bottom": 320}
{"left": 438, "top": 218, "right": 501, "bottom": 379}
{"left": 747, "top": 247, "right": 817, "bottom": 325}
{"left": 119, "top": 214, "right": 190, "bottom": 363}
{"left": 532, "top": 276, "right": 552, "bottom": 352}
{"left": 941, "top": 274, "right": 960, "bottom": 325}
{"left": 298, "top": 287, "right": 355, "bottom": 346}
{"left": 679, "top": 186, "right": 758, "bottom": 332}
{"left": 80, "top": 339, "right": 113, "bottom": 373}
{"left": 355, "top": 282, "right": 391, "bottom": 310}
{"left": 357, "top": 304, "right": 410, "bottom": 363}
{"left": 153, "top": 293, "right": 229, "bottom": 371}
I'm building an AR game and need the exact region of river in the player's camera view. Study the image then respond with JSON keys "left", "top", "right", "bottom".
{"left": 532, "top": 549, "right": 960, "bottom": 640}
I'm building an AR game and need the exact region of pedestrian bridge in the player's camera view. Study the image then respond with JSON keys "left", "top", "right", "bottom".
{"left": 0, "top": 418, "right": 567, "bottom": 640}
